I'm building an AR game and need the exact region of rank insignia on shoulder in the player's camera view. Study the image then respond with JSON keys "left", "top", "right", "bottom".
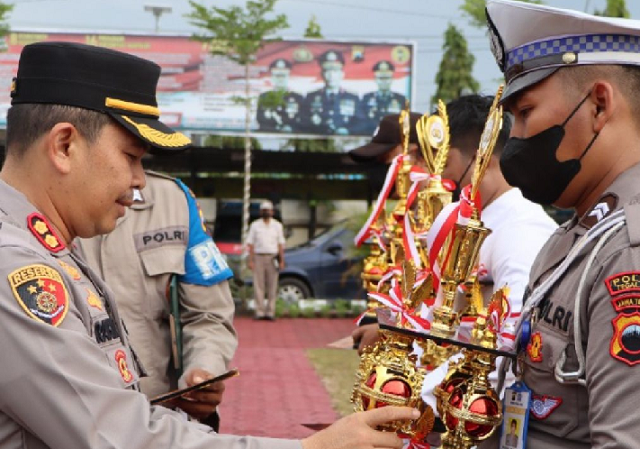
{"left": 605, "top": 272, "right": 640, "bottom": 297}
{"left": 8, "top": 264, "right": 69, "bottom": 326}
{"left": 531, "top": 394, "right": 562, "bottom": 420}
{"left": 527, "top": 332, "right": 543, "bottom": 362}
{"left": 610, "top": 312, "right": 640, "bottom": 366}
{"left": 57, "top": 260, "right": 81, "bottom": 281}
{"left": 27, "top": 213, "right": 65, "bottom": 253}
{"left": 580, "top": 193, "right": 618, "bottom": 229}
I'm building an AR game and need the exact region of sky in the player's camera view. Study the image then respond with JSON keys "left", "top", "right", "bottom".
{"left": 6, "top": 0, "right": 640, "bottom": 114}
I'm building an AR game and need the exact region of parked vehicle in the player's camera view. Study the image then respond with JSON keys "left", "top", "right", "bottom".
{"left": 277, "top": 224, "right": 365, "bottom": 302}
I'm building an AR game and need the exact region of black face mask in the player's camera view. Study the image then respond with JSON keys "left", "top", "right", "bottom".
{"left": 260, "top": 211, "right": 271, "bottom": 219}
{"left": 500, "top": 90, "right": 599, "bottom": 205}
{"left": 452, "top": 156, "right": 475, "bottom": 202}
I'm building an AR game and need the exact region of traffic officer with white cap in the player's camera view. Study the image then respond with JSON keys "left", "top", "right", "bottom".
{"left": 485, "top": 1, "right": 640, "bottom": 448}
{"left": 0, "top": 40, "right": 418, "bottom": 448}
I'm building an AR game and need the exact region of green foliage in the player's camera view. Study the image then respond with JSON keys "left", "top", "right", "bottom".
{"left": 304, "top": 15, "right": 323, "bottom": 38}
{"left": 187, "top": 0, "right": 289, "bottom": 66}
{"left": 258, "top": 89, "right": 286, "bottom": 109}
{"left": 288, "top": 302, "right": 300, "bottom": 318}
{"left": 0, "top": 3, "right": 11, "bottom": 37}
{"left": 594, "top": 0, "right": 630, "bottom": 18}
{"left": 320, "top": 303, "right": 332, "bottom": 318}
{"left": 203, "top": 135, "right": 262, "bottom": 150}
{"left": 275, "top": 298, "right": 287, "bottom": 317}
{"left": 301, "top": 305, "right": 316, "bottom": 318}
{"left": 460, "top": 0, "right": 543, "bottom": 28}
{"left": 432, "top": 24, "right": 479, "bottom": 105}
{"left": 334, "top": 299, "right": 349, "bottom": 318}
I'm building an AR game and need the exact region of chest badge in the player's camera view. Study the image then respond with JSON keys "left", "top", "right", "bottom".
{"left": 531, "top": 394, "right": 562, "bottom": 420}
{"left": 8, "top": 264, "right": 69, "bottom": 327}
{"left": 27, "top": 213, "right": 65, "bottom": 253}
{"left": 86, "top": 288, "right": 103, "bottom": 311}
{"left": 57, "top": 260, "right": 81, "bottom": 280}
{"left": 527, "top": 332, "right": 543, "bottom": 362}
{"left": 115, "top": 349, "right": 134, "bottom": 383}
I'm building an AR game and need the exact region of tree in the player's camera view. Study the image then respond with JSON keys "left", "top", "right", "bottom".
{"left": 432, "top": 24, "right": 479, "bottom": 105}
{"left": 187, "top": 0, "right": 289, "bottom": 265}
{"left": 304, "top": 15, "right": 323, "bottom": 38}
{"left": 461, "top": 0, "right": 542, "bottom": 28}
{"left": 0, "top": 2, "right": 13, "bottom": 37}
{"left": 594, "top": 0, "right": 630, "bottom": 18}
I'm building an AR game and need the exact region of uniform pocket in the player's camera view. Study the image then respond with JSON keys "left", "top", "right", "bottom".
{"left": 524, "top": 326, "right": 585, "bottom": 439}
{"left": 139, "top": 246, "right": 185, "bottom": 277}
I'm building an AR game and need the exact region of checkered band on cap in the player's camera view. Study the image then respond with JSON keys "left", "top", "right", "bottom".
{"left": 505, "top": 33, "right": 640, "bottom": 81}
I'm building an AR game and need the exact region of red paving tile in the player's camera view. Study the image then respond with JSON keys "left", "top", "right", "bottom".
{"left": 219, "top": 317, "right": 356, "bottom": 438}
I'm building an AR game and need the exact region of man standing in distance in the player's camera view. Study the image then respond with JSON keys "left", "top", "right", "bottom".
{"left": 247, "top": 200, "right": 286, "bottom": 320}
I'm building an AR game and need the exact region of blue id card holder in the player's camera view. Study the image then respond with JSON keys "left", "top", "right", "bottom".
{"left": 500, "top": 380, "right": 531, "bottom": 449}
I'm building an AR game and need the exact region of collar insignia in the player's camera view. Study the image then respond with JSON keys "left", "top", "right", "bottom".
{"left": 580, "top": 193, "right": 618, "bottom": 229}
{"left": 27, "top": 213, "right": 65, "bottom": 253}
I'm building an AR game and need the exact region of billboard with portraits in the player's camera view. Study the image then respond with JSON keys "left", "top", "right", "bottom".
{"left": 0, "top": 31, "right": 415, "bottom": 137}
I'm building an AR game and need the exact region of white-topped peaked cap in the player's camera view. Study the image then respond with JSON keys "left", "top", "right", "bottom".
{"left": 486, "top": 0, "right": 640, "bottom": 101}
{"left": 260, "top": 200, "right": 274, "bottom": 210}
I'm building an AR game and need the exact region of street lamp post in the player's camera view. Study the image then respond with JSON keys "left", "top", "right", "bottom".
{"left": 144, "top": 4, "right": 172, "bottom": 33}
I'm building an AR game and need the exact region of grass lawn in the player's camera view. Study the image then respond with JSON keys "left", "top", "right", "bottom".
{"left": 306, "top": 348, "right": 361, "bottom": 417}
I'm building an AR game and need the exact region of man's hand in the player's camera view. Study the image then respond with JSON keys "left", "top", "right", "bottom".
{"left": 352, "top": 323, "right": 381, "bottom": 355}
{"left": 248, "top": 259, "right": 254, "bottom": 270}
{"left": 279, "top": 259, "right": 285, "bottom": 270}
{"left": 302, "top": 406, "right": 419, "bottom": 449}
{"left": 169, "top": 368, "right": 226, "bottom": 421}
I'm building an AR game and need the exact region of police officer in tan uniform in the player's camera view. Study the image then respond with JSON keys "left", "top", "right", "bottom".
{"left": 486, "top": 1, "right": 640, "bottom": 448}
{"left": 79, "top": 170, "right": 237, "bottom": 427}
{"left": 0, "top": 41, "right": 417, "bottom": 448}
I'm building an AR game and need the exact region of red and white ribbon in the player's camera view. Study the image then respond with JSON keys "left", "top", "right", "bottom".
{"left": 355, "top": 154, "right": 403, "bottom": 247}
{"left": 368, "top": 281, "right": 431, "bottom": 332}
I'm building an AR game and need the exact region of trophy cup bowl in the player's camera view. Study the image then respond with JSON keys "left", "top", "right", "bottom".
{"left": 352, "top": 327, "right": 435, "bottom": 439}
{"left": 431, "top": 219, "right": 491, "bottom": 339}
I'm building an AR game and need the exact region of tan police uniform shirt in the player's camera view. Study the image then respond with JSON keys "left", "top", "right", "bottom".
{"left": 517, "top": 162, "right": 640, "bottom": 449}
{"left": 0, "top": 179, "right": 300, "bottom": 449}
{"left": 79, "top": 171, "right": 238, "bottom": 398}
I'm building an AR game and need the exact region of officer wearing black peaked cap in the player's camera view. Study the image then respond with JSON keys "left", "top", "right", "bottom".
{"left": 0, "top": 41, "right": 416, "bottom": 449}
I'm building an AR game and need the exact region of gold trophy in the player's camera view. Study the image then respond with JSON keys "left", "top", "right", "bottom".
{"left": 352, "top": 260, "right": 436, "bottom": 440}
{"left": 391, "top": 102, "right": 413, "bottom": 219}
{"left": 439, "top": 288, "right": 508, "bottom": 449}
{"left": 430, "top": 90, "right": 504, "bottom": 340}
{"left": 414, "top": 100, "right": 453, "bottom": 231}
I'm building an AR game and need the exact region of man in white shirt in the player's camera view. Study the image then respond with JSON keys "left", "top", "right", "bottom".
{"left": 247, "top": 200, "right": 286, "bottom": 320}
{"left": 353, "top": 94, "right": 557, "bottom": 353}
{"left": 442, "top": 94, "right": 558, "bottom": 326}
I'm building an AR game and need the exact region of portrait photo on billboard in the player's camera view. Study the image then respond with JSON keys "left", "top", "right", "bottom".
{"left": 254, "top": 39, "right": 415, "bottom": 137}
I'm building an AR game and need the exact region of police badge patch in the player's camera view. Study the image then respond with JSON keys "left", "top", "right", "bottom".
{"left": 531, "top": 394, "right": 562, "bottom": 420}
{"left": 610, "top": 312, "right": 640, "bottom": 366}
{"left": 8, "top": 264, "right": 69, "bottom": 326}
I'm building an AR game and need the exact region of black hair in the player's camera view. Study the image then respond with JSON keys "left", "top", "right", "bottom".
{"left": 6, "top": 104, "right": 112, "bottom": 158}
{"left": 443, "top": 94, "right": 512, "bottom": 158}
